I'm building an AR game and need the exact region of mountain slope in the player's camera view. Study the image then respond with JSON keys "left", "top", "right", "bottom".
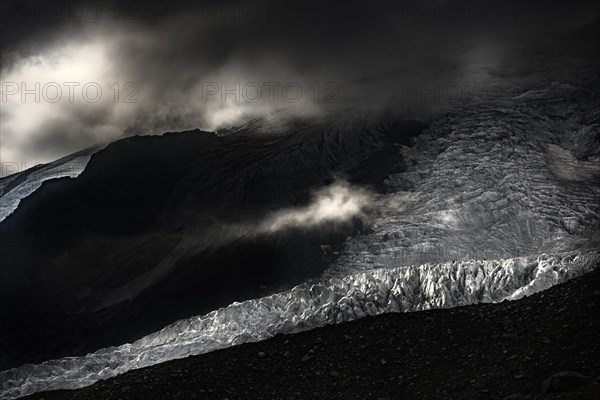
{"left": 0, "top": 116, "right": 421, "bottom": 370}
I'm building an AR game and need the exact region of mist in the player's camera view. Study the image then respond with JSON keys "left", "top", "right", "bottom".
{"left": 1, "top": 0, "right": 598, "bottom": 168}
{"left": 262, "top": 180, "right": 373, "bottom": 233}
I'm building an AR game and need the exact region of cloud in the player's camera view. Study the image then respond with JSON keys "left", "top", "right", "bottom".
{"left": 261, "top": 180, "right": 373, "bottom": 232}
{"left": 1, "top": 0, "right": 598, "bottom": 167}
{"left": 0, "top": 38, "right": 136, "bottom": 165}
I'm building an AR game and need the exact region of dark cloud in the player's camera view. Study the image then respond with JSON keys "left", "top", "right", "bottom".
{"left": 1, "top": 0, "right": 599, "bottom": 166}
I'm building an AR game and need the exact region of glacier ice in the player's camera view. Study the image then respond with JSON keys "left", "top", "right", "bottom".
{"left": 0, "top": 153, "right": 92, "bottom": 223}
{"left": 323, "top": 91, "right": 600, "bottom": 278}
{"left": 1, "top": 250, "right": 597, "bottom": 399}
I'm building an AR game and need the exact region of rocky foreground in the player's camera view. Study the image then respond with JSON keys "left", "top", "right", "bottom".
{"left": 22, "top": 266, "right": 600, "bottom": 400}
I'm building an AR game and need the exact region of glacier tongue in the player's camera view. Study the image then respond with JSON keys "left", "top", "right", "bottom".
{"left": 0, "top": 152, "right": 93, "bottom": 223}
{"left": 1, "top": 250, "right": 598, "bottom": 399}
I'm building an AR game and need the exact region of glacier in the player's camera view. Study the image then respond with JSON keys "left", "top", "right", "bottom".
{"left": 0, "top": 151, "right": 94, "bottom": 223}
{"left": 1, "top": 250, "right": 598, "bottom": 399}
{"left": 324, "top": 90, "right": 600, "bottom": 278}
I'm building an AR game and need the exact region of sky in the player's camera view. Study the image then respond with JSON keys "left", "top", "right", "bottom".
{"left": 0, "top": 0, "right": 598, "bottom": 171}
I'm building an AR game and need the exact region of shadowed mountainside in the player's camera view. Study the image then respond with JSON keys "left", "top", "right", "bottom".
{"left": 0, "top": 113, "right": 425, "bottom": 370}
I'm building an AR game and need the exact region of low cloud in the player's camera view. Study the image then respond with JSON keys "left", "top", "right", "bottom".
{"left": 262, "top": 180, "right": 373, "bottom": 232}
{"left": 1, "top": 0, "right": 598, "bottom": 167}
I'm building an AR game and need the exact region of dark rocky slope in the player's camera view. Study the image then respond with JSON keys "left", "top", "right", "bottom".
{"left": 23, "top": 266, "right": 600, "bottom": 400}
{"left": 0, "top": 115, "right": 425, "bottom": 370}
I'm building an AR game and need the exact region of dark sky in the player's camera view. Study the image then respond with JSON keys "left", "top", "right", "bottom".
{"left": 0, "top": 0, "right": 598, "bottom": 167}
